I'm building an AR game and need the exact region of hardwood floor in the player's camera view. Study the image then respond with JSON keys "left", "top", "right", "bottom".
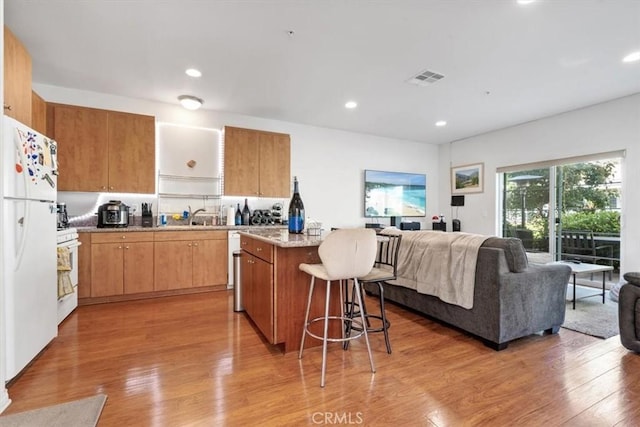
{"left": 3, "top": 291, "right": 639, "bottom": 426}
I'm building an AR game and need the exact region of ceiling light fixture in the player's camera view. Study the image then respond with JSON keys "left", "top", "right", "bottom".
{"left": 622, "top": 51, "right": 640, "bottom": 63}
{"left": 185, "top": 68, "right": 202, "bottom": 77}
{"left": 435, "top": 120, "right": 447, "bottom": 127}
{"left": 178, "top": 95, "right": 204, "bottom": 110}
{"left": 345, "top": 101, "right": 358, "bottom": 109}
{"left": 516, "top": 0, "right": 536, "bottom": 5}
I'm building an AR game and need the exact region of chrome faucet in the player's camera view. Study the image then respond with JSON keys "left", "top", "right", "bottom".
{"left": 187, "top": 206, "right": 206, "bottom": 225}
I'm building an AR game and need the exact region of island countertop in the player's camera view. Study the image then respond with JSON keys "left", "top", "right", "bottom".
{"left": 238, "top": 229, "right": 324, "bottom": 248}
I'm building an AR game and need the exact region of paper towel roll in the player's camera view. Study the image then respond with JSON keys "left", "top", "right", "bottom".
{"left": 226, "top": 206, "right": 235, "bottom": 226}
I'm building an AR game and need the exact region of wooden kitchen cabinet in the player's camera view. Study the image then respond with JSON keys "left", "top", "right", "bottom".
{"left": 78, "top": 232, "right": 92, "bottom": 299}
{"left": 223, "top": 126, "right": 290, "bottom": 197}
{"left": 4, "top": 26, "right": 32, "bottom": 126}
{"left": 90, "top": 232, "right": 154, "bottom": 297}
{"left": 46, "top": 103, "right": 155, "bottom": 193}
{"left": 108, "top": 111, "right": 156, "bottom": 194}
{"left": 192, "top": 238, "right": 227, "bottom": 287}
{"left": 240, "top": 236, "right": 275, "bottom": 342}
{"left": 154, "top": 230, "right": 228, "bottom": 291}
{"left": 31, "top": 91, "right": 47, "bottom": 135}
{"left": 48, "top": 104, "right": 109, "bottom": 191}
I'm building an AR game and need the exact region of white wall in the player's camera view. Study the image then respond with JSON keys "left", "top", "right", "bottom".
{"left": 34, "top": 83, "right": 440, "bottom": 230}
{"left": 439, "top": 93, "right": 640, "bottom": 274}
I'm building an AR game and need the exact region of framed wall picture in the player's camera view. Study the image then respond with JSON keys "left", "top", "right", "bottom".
{"left": 451, "top": 163, "right": 484, "bottom": 194}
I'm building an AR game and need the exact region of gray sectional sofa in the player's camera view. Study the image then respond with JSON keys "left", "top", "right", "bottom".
{"left": 365, "top": 235, "right": 572, "bottom": 350}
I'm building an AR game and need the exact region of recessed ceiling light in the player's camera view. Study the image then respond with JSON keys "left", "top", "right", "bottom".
{"left": 517, "top": 0, "right": 535, "bottom": 5}
{"left": 185, "top": 68, "right": 202, "bottom": 78}
{"left": 622, "top": 51, "right": 640, "bottom": 63}
{"left": 178, "top": 95, "right": 204, "bottom": 110}
{"left": 345, "top": 101, "right": 358, "bottom": 109}
{"left": 435, "top": 120, "right": 447, "bottom": 127}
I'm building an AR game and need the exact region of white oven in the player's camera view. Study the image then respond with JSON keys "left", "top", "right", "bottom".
{"left": 57, "top": 228, "right": 80, "bottom": 324}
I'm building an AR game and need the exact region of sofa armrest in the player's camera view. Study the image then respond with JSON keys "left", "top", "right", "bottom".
{"left": 619, "top": 283, "right": 640, "bottom": 352}
{"left": 474, "top": 248, "right": 571, "bottom": 342}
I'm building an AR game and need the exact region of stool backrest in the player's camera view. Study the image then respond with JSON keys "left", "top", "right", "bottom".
{"left": 318, "top": 228, "right": 377, "bottom": 280}
{"left": 375, "top": 234, "right": 402, "bottom": 278}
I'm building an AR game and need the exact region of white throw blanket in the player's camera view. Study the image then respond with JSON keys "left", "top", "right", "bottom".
{"left": 381, "top": 229, "right": 489, "bottom": 309}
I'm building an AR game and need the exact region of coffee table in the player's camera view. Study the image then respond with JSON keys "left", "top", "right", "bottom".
{"left": 549, "top": 261, "right": 614, "bottom": 309}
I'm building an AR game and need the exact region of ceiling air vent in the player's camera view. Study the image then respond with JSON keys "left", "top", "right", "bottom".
{"left": 407, "top": 69, "right": 445, "bottom": 86}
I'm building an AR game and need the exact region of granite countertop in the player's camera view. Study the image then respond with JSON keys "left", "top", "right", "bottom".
{"left": 76, "top": 225, "right": 286, "bottom": 233}
{"left": 238, "top": 229, "right": 324, "bottom": 248}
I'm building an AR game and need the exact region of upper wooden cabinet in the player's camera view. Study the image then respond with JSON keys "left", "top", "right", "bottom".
{"left": 4, "top": 26, "right": 32, "bottom": 126}
{"left": 31, "top": 91, "right": 47, "bottom": 135}
{"left": 47, "top": 103, "right": 155, "bottom": 193}
{"left": 107, "top": 111, "right": 156, "bottom": 194}
{"left": 223, "top": 126, "right": 290, "bottom": 197}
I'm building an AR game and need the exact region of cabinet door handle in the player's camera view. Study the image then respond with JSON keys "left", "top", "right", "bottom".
{"left": 101, "top": 186, "right": 107, "bottom": 190}
{"left": 117, "top": 246, "right": 122, "bottom": 249}
{"left": 193, "top": 242, "right": 199, "bottom": 247}
{"left": 122, "top": 235, "right": 126, "bottom": 239}
{"left": 4, "top": 104, "right": 12, "bottom": 111}
{"left": 125, "top": 246, "right": 130, "bottom": 250}
{"left": 256, "top": 247, "right": 262, "bottom": 252}
{"left": 109, "top": 186, "right": 114, "bottom": 190}
{"left": 188, "top": 243, "right": 192, "bottom": 247}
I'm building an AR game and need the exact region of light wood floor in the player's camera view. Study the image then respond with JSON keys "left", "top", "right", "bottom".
{"left": 4, "top": 291, "right": 639, "bottom": 426}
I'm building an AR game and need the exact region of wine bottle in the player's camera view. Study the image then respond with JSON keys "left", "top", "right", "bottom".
{"left": 235, "top": 203, "right": 242, "bottom": 226}
{"left": 242, "top": 199, "right": 251, "bottom": 226}
{"left": 288, "top": 176, "right": 305, "bottom": 234}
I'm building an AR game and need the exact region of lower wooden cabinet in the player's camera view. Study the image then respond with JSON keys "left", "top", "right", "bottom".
{"left": 192, "top": 238, "right": 227, "bottom": 287}
{"left": 242, "top": 252, "right": 274, "bottom": 342}
{"left": 90, "top": 232, "right": 154, "bottom": 297}
{"left": 240, "top": 234, "right": 327, "bottom": 352}
{"left": 79, "top": 229, "right": 228, "bottom": 303}
{"left": 154, "top": 230, "right": 227, "bottom": 291}
{"left": 77, "top": 232, "right": 92, "bottom": 299}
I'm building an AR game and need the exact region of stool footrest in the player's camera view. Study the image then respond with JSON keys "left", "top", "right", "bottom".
{"left": 348, "top": 313, "right": 390, "bottom": 333}
{"left": 305, "top": 316, "right": 366, "bottom": 342}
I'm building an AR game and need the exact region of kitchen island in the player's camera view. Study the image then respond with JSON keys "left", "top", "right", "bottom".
{"left": 239, "top": 229, "right": 339, "bottom": 353}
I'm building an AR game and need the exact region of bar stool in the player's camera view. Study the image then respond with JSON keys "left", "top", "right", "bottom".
{"left": 298, "top": 228, "right": 377, "bottom": 387}
{"left": 345, "top": 233, "right": 402, "bottom": 354}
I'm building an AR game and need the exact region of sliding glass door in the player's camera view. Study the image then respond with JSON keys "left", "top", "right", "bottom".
{"left": 500, "top": 156, "right": 621, "bottom": 272}
{"left": 555, "top": 160, "right": 621, "bottom": 270}
{"left": 502, "top": 169, "right": 550, "bottom": 252}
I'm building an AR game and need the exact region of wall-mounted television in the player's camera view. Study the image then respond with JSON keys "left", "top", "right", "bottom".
{"left": 364, "top": 169, "right": 426, "bottom": 217}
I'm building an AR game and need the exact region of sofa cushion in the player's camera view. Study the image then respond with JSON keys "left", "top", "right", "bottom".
{"left": 482, "top": 237, "right": 528, "bottom": 273}
{"left": 623, "top": 272, "right": 640, "bottom": 286}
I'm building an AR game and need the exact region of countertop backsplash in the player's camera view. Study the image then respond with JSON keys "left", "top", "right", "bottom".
{"left": 61, "top": 191, "right": 289, "bottom": 228}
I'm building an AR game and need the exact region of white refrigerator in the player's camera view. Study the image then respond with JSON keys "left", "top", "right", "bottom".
{"left": 2, "top": 116, "right": 58, "bottom": 380}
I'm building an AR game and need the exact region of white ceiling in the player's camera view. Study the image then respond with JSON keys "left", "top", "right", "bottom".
{"left": 5, "top": 0, "right": 640, "bottom": 144}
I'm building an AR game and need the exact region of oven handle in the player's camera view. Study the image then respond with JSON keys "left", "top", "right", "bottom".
{"left": 58, "top": 241, "right": 81, "bottom": 249}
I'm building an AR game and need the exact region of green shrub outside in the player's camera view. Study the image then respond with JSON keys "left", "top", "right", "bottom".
{"left": 508, "top": 210, "right": 619, "bottom": 253}
{"left": 561, "top": 210, "right": 620, "bottom": 234}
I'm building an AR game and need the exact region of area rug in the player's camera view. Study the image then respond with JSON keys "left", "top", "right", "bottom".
{"left": 562, "top": 286, "right": 619, "bottom": 339}
{"left": 0, "top": 394, "right": 106, "bottom": 427}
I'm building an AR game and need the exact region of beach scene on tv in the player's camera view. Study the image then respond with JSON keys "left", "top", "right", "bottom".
{"left": 364, "top": 170, "right": 426, "bottom": 217}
